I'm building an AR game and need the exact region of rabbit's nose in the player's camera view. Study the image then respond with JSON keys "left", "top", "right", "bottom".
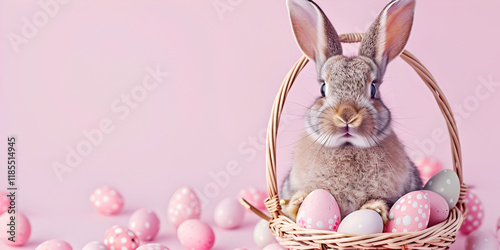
{"left": 335, "top": 105, "right": 362, "bottom": 128}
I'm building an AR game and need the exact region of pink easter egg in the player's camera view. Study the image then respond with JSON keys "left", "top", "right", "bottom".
{"left": 177, "top": 219, "right": 215, "bottom": 250}
{"left": 136, "top": 244, "right": 170, "bottom": 250}
{"left": 36, "top": 240, "right": 72, "bottom": 250}
{"left": 0, "top": 191, "right": 9, "bottom": 214}
{"left": 90, "top": 186, "right": 124, "bottom": 215}
{"left": 465, "top": 231, "right": 499, "bottom": 250}
{"left": 422, "top": 190, "right": 449, "bottom": 227}
{"left": 460, "top": 190, "right": 484, "bottom": 235}
{"left": 238, "top": 187, "right": 267, "bottom": 210}
{"left": 385, "top": 191, "right": 430, "bottom": 233}
{"left": 214, "top": 197, "right": 245, "bottom": 229}
{"left": 0, "top": 212, "right": 31, "bottom": 246}
{"left": 262, "top": 243, "right": 287, "bottom": 250}
{"left": 128, "top": 208, "right": 160, "bottom": 241}
{"left": 415, "top": 158, "right": 443, "bottom": 184}
{"left": 168, "top": 186, "right": 201, "bottom": 228}
{"left": 296, "top": 189, "right": 341, "bottom": 231}
{"left": 104, "top": 225, "right": 140, "bottom": 250}
{"left": 82, "top": 241, "right": 109, "bottom": 250}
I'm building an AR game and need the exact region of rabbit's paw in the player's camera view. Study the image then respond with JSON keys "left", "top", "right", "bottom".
{"left": 285, "top": 190, "right": 309, "bottom": 221}
{"left": 361, "top": 199, "right": 389, "bottom": 224}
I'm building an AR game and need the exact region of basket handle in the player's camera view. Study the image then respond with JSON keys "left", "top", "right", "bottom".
{"left": 260, "top": 33, "right": 465, "bottom": 220}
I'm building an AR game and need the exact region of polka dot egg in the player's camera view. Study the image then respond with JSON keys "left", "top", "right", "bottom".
{"left": 136, "top": 244, "right": 170, "bottom": 250}
{"left": 82, "top": 241, "right": 108, "bottom": 250}
{"left": 128, "top": 208, "right": 160, "bottom": 241}
{"left": 177, "top": 219, "right": 215, "bottom": 250}
{"left": 423, "top": 169, "right": 460, "bottom": 209}
{"left": 460, "top": 190, "right": 484, "bottom": 235}
{"left": 415, "top": 157, "right": 443, "bottom": 184}
{"left": 0, "top": 212, "right": 31, "bottom": 246}
{"left": 296, "top": 189, "right": 341, "bottom": 231}
{"left": 385, "top": 191, "right": 430, "bottom": 233}
{"left": 0, "top": 191, "right": 9, "bottom": 214}
{"left": 104, "top": 225, "right": 140, "bottom": 250}
{"left": 35, "top": 240, "right": 72, "bottom": 250}
{"left": 90, "top": 186, "right": 124, "bottom": 215}
{"left": 168, "top": 186, "right": 201, "bottom": 228}
{"left": 238, "top": 187, "right": 267, "bottom": 210}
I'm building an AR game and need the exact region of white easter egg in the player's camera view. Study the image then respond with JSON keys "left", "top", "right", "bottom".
{"left": 253, "top": 219, "right": 277, "bottom": 248}
{"left": 337, "top": 209, "right": 383, "bottom": 234}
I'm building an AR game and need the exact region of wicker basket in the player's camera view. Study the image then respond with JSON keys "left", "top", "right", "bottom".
{"left": 240, "top": 33, "right": 468, "bottom": 249}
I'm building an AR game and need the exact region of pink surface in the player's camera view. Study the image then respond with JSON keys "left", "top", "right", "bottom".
{"left": 0, "top": 0, "right": 499, "bottom": 249}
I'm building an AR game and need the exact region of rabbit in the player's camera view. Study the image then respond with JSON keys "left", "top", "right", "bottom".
{"left": 280, "top": 0, "right": 423, "bottom": 224}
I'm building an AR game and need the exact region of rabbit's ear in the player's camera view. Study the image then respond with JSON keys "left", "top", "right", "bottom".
{"left": 359, "top": 0, "right": 415, "bottom": 75}
{"left": 287, "top": 0, "right": 342, "bottom": 70}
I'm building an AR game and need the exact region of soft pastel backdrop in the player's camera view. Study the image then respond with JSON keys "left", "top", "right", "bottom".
{"left": 0, "top": 0, "right": 499, "bottom": 249}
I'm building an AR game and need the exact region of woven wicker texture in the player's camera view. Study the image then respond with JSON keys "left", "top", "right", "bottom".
{"left": 240, "top": 33, "right": 467, "bottom": 249}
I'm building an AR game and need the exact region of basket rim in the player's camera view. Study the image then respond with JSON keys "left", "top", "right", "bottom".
{"left": 240, "top": 32, "right": 467, "bottom": 249}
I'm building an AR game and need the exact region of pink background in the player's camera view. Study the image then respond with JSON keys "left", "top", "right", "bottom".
{"left": 1, "top": 0, "right": 499, "bottom": 249}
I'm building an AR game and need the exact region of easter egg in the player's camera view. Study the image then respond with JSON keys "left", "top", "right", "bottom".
{"left": 90, "top": 186, "right": 124, "bottom": 215}
{"left": 262, "top": 243, "right": 287, "bottom": 250}
{"left": 465, "top": 231, "right": 499, "bottom": 250}
{"left": 82, "top": 241, "right": 108, "bottom": 250}
{"left": 168, "top": 186, "right": 201, "bottom": 228}
{"left": 214, "top": 197, "right": 245, "bottom": 229}
{"left": 36, "top": 240, "right": 72, "bottom": 250}
{"left": 337, "top": 209, "right": 384, "bottom": 234}
{"left": 460, "top": 190, "right": 484, "bottom": 235}
{"left": 385, "top": 191, "right": 430, "bottom": 233}
{"left": 238, "top": 187, "right": 267, "bottom": 210}
{"left": 415, "top": 157, "right": 443, "bottom": 184}
{"left": 422, "top": 190, "right": 449, "bottom": 227}
{"left": 296, "top": 189, "right": 341, "bottom": 231}
{"left": 136, "top": 244, "right": 170, "bottom": 250}
{"left": 0, "top": 191, "right": 9, "bottom": 214}
{"left": 253, "top": 219, "right": 277, "bottom": 248}
{"left": 104, "top": 225, "right": 140, "bottom": 250}
{"left": 423, "top": 169, "right": 460, "bottom": 209}
{"left": 0, "top": 212, "right": 31, "bottom": 246}
{"left": 177, "top": 219, "right": 215, "bottom": 250}
{"left": 128, "top": 208, "right": 160, "bottom": 241}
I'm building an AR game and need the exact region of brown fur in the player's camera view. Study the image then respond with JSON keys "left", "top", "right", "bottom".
{"left": 282, "top": 0, "right": 421, "bottom": 222}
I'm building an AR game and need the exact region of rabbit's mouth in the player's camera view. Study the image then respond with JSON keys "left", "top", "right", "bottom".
{"left": 342, "top": 133, "right": 353, "bottom": 138}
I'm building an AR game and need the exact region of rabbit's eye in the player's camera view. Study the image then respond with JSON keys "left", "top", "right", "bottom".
{"left": 321, "top": 83, "right": 326, "bottom": 97}
{"left": 370, "top": 83, "right": 377, "bottom": 98}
